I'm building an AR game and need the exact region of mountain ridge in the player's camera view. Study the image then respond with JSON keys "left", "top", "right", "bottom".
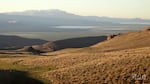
{"left": 4, "top": 9, "right": 150, "bottom": 21}
{"left": 1, "top": 9, "right": 150, "bottom": 25}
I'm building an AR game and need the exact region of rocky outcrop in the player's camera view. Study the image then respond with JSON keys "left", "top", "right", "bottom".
{"left": 17, "top": 42, "right": 56, "bottom": 54}
{"left": 143, "top": 26, "right": 150, "bottom": 31}
{"left": 17, "top": 46, "right": 42, "bottom": 55}
{"left": 107, "top": 33, "right": 121, "bottom": 40}
{"left": 108, "top": 26, "right": 149, "bottom": 42}
{"left": 107, "top": 34, "right": 117, "bottom": 40}
{"left": 32, "top": 42, "right": 56, "bottom": 52}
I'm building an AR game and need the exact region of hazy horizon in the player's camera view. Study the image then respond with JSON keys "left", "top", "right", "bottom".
{"left": 0, "top": 0, "right": 150, "bottom": 19}
{"left": 0, "top": 25, "right": 147, "bottom": 41}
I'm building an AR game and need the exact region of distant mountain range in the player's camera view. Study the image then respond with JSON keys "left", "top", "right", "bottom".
{"left": 5, "top": 9, "right": 150, "bottom": 24}
{"left": 0, "top": 9, "right": 150, "bottom": 32}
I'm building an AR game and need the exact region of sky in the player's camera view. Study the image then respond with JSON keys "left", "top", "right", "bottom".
{"left": 0, "top": 0, "right": 150, "bottom": 19}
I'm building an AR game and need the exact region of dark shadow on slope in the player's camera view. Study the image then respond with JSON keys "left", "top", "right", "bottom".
{"left": 54, "top": 36, "right": 107, "bottom": 50}
{"left": 0, "top": 35, "right": 47, "bottom": 50}
{"left": 0, "top": 70, "right": 44, "bottom": 84}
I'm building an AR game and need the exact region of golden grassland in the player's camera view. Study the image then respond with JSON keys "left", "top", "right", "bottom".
{"left": 0, "top": 29, "right": 150, "bottom": 84}
{"left": 0, "top": 47, "right": 150, "bottom": 84}
{"left": 92, "top": 30, "right": 150, "bottom": 51}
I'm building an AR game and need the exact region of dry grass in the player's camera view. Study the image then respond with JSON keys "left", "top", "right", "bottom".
{"left": 92, "top": 30, "right": 150, "bottom": 51}
{"left": 0, "top": 29, "right": 150, "bottom": 84}
{"left": 42, "top": 47, "right": 150, "bottom": 84}
{"left": 1, "top": 47, "right": 149, "bottom": 84}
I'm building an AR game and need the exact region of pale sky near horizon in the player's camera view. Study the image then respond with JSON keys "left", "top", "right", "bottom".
{"left": 0, "top": 0, "right": 150, "bottom": 19}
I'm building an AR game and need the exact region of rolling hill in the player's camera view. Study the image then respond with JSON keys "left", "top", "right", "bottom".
{"left": 17, "top": 36, "right": 107, "bottom": 54}
{"left": 0, "top": 35, "right": 47, "bottom": 50}
{"left": 0, "top": 27, "right": 150, "bottom": 84}
{"left": 91, "top": 26, "right": 150, "bottom": 51}
{"left": 54, "top": 36, "right": 107, "bottom": 50}
{"left": 40, "top": 27, "right": 150, "bottom": 83}
{"left": 0, "top": 35, "right": 107, "bottom": 54}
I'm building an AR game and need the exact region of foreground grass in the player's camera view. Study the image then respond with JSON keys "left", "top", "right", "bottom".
{"left": 42, "top": 47, "right": 150, "bottom": 84}
{"left": 0, "top": 47, "right": 150, "bottom": 84}
{"left": 0, "top": 55, "right": 55, "bottom": 84}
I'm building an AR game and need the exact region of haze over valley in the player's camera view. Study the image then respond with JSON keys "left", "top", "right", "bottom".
{"left": 0, "top": 9, "right": 149, "bottom": 40}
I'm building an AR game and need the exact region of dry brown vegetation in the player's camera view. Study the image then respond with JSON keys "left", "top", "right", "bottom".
{"left": 0, "top": 28, "right": 150, "bottom": 84}
{"left": 92, "top": 29, "right": 150, "bottom": 51}
{"left": 42, "top": 47, "right": 150, "bottom": 84}
{"left": 0, "top": 47, "right": 149, "bottom": 84}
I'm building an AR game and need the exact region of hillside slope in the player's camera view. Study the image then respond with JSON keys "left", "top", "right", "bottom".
{"left": 54, "top": 36, "right": 107, "bottom": 50}
{"left": 91, "top": 27, "right": 150, "bottom": 51}
{"left": 0, "top": 35, "right": 47, "bottom": 50}
{"left": 43, "top": 47, "right": 150, "bottom": 84}
{"left": 17, "top": 36, "right": 107, "bottom": 54}
{"left": 0, "top": 27, "right": 150, "bottom": 84}
{"left": 1, "top": 47, "right": 149, "bottom": 84}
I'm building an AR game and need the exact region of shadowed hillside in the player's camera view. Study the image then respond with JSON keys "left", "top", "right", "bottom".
{"left": 0, "top": 70, "right": 44, "bottom": 84}
{"left": 54, "top": 36, "right": 107, "bottom": 50}
{"left": 0, "top": 36, "right": 107, "bottom": 54}
{"left": 18, "top": 36, "right": 107, "bottom": 53}
{"left": 0, "top": 35, "right": 47, "bottom": 50}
